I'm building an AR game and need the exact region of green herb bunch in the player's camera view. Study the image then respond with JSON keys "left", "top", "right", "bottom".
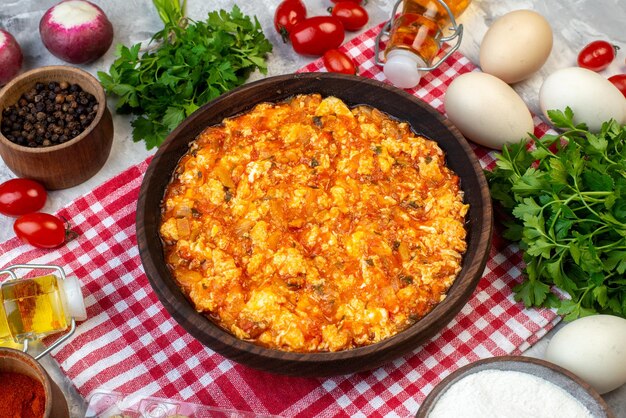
{"left": 487, "top": 108, "right": 626, "bottom": 320}
{"left": 98, "top": 2, "right": 272, "bottom": 149}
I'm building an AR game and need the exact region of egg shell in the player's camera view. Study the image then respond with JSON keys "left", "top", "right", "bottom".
{"left": 444, "top": 72, "right": 534, "bottom": 149}
{"left": 545, "top": 314, "right": 626, "bottom": 394}
{"left": 479, "top": 10, "right": 553, "bottom": 84}
{"left": 540, "top": 67, "right": 626, "bottom": 132}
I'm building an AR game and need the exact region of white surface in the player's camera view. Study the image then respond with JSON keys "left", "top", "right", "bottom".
{"left": 1, "top": 0, "right": 626, "bottom": 416}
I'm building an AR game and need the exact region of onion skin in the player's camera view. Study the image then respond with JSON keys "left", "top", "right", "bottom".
{"left": 0, "top": 30, "right": 23, "bottom": 86}
{"left": 39, "top": 0, "right": 114, "bottom": 64}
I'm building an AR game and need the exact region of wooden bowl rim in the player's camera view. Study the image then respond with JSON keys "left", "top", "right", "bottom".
{"left": 416, "top": 355, "right": 614, "bottom": 418}
{"left": 0, "top": 65, "right": 107, "bottom": 153}
{"left": 137, "top": 72, "right": 493, "bottom": 372}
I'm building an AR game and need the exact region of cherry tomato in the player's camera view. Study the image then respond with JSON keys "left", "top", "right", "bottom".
{"left": 0, "top": 178, "right": 47, "bottom": 217}
{"left": 289, "top": 16, "right": 345, "bottom": 56}
{"left": 274, "top": 0, "right": 307, "bottom": 42}
{"left": 323, "top": 49, "right": 357, "bottom": 74}
{"left": 577, "top": 40, "right": 619, "bottom": 71}
{"left": 330, "top": 2, "right": 369, "bottom": 32}
{"left": 14, "top": 212, "right": 71, "bottom": 249}
{"left": 608, "top": 74, "right": 626, "bottom": 98}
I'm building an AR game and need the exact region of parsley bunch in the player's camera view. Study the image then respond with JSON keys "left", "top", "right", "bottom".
{"left": 487, "top": 109, "right": 626, "bottom": 320}
{"left": 98, "top": 3, "right": 272, "bottom": 149}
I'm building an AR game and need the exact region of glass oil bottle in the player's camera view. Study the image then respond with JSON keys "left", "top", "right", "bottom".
{"left": 0, "top": 264, "right": 87, "bottom": 355}
{"left": 375, "top": 0, "right": 471, "bottom": 88}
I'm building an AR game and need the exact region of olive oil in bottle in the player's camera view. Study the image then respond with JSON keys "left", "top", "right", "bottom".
{"left": 0, "top": 303, "right": 22, "bottom": 349}
{"left": 383, "top": 0, "right": 471, "bottom": 88}
{"left": 0, "top": 274, "right": 87, "bottom": 346}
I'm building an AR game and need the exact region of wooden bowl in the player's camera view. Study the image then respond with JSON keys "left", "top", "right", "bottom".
{"left": 0, "top": 347, "right": 69, "bottom": 418}
{"left": 0, "top": 65, "right": 113, "bottom": 190}
{"left": 136, "top": 73, "right": 493, "bottom": 376}
{"left": 416, "top": 356, "right": 614, "bottom": 418}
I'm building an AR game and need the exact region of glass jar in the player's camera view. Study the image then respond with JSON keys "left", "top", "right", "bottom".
{"left": 0, "top": 264, "right": 86, "bottom": 357}
{"left": 376, "top": 0, "right": 471, "bottom": 88}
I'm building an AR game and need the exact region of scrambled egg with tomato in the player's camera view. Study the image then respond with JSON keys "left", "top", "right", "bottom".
{"left": 160, "top": 94, "right": 468, "bottom": 352}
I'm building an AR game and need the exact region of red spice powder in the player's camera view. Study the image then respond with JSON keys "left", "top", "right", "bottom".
{"left": 0, "top": 371, "right": 46, "bottom": 418}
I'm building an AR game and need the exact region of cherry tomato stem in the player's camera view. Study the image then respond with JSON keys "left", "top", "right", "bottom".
{"left": 0, "top": 178, "right": 47, "bottom": 217}
{"left": 577, "top": 40, "right": 619, "bottom": 72}
{"left": 274, "top": 0, "right": 307, "bottom": 43}
{"left": 13, "top": 212, "right": 76, "bottom": 249}
{"left": 330, "top": 1, "right": 369, "bottom": 32}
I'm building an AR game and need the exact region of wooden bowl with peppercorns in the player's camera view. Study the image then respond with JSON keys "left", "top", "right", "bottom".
{"left": 0, "top": 66, "right": 113, "bottom": 190}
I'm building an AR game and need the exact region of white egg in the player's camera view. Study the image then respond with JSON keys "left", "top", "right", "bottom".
{"left": 539, "top": 67, "right": 626, "bottom": 132}
{"left": 545, "top": 314, "right": 626, "bottom": 394}
{"left": 479, "top": 10, "right": 553, "bottom": 84}
{"left": 444, "top": 72, "right": 534, "bottom": 149}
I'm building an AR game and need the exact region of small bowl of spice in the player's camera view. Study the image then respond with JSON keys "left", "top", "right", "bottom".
{"left": 0, "top": 347, "right": 69, "bottom": 418}
{"left": 0, "top": 65, "right": 113, "bottom": 190}
{"left": 416, "top": 356, "right": 614, "bottom": 418}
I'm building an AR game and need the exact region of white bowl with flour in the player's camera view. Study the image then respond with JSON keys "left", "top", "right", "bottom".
{"left": 416, "top": 356, "right": 614, "bottom": 418}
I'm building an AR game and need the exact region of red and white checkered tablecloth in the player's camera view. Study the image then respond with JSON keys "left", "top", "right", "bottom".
{"left": 0, "top": 23, "right": 559, "bottom": 417}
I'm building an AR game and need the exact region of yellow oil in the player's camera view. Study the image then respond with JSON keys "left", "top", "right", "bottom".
{"left": 386, "top": 0, "right": 472, "bottom": 65}
{"left": 0, "top": 303, "right": 22, "bottom": 349}
{"left": 1, "top": 274, "right": 68, "bottom": 343}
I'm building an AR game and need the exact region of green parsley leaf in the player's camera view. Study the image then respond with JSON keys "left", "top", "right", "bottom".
{"left": 487, "top": 109, "right": 626, "bottom": 321}
{"left": 99, "top": 3, "right": 272, "bottom": 149}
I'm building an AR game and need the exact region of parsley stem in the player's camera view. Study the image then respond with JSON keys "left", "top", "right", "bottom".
{"left": 595, "top": 240, "right": 626, "bottom": 251}
{"left": 578, "top": 191, "right": 613, "bottom": 196}
{"left": 488, "top": 111, "right": 626, "bottom": 319}
{"left": 572, "top": 178, "right": 602, "bottom": 220}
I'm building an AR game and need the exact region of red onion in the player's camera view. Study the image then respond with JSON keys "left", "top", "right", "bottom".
{"left": 0, "top": 29, "right": 23, "bottom": 86}
{"left": 39, "top": 0, "right": 114, "bottom": 64}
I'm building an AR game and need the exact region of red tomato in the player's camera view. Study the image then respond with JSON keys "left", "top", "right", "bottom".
{"left": 323, "top": 49, "right": 357, "bottom": 74}
{"left": 274, "top": 0, "right": 307, "bottom": 41}
{"left": 577, "top": 40, "right": 619, "bottom": 71}
{"left": 289, "top": 16, "right": 345, "bottom": 56}
{"left": 14, "top": 212, "right": 70, "bottom": 249}
{"left": 330, "top": 2, "right": 369, "bottom": 32}
{"left": 608, "top": 74, "right": 626, "bottom": 98}
{"left": 0, "top": 178, "right": 47, "bottom": 217}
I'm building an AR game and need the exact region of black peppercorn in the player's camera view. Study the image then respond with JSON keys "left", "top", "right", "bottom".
{"left": 1, "top": 80, "right": 98, "bottom": 148}
{"left": 0, "top": 81, "right": 98, "bottom": 147}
